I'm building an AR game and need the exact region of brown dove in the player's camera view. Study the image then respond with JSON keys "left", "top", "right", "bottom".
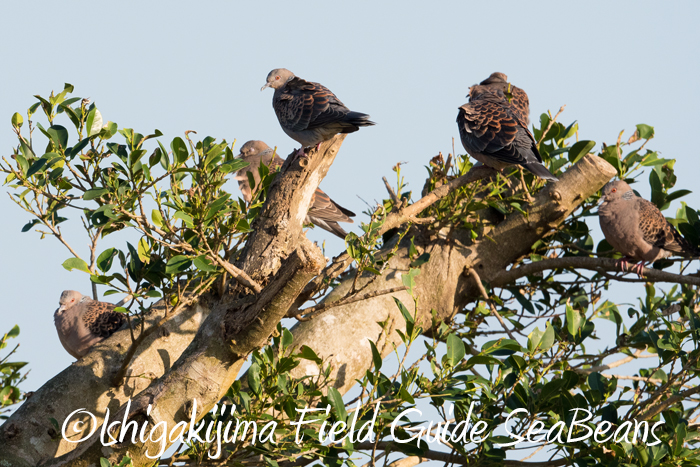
{"left": 234, "top": 140, "right": 355, "bottom": 239}
{"left": 457, "top": 84, "right": 558, "bottom": 181}
{"left": 53, "top": 290, "right": 126, "bottom": 359}
{"left": 479, "top": 72, "right": 530, "bottom": 125}
{"left": 261, "top": 68, "right": 374, "bottom": 156}
{"left": 599, "top": 180, "right": 698, "bottom": 275}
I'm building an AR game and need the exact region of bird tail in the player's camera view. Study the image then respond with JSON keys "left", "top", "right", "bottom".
{"left": 524, "top": 162, "right": 559, "bottom": 182}
{"left": 344, "top": 111, "right": 376, "bottom": 127}
{"left": 311, "top": 218, "right": 349, "bottom": 240}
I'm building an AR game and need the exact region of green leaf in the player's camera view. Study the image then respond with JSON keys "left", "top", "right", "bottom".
{"left": 220, "top": 159, "right": 250, "bottom": 173}
{"left": 83, "top": 188, "right": 109, "bottom": 201}
{"left": 446, "top": 333, "right": 466, "bottom": 366}
{"left": 193, "top": 255, "right": 217, "bottom": 272}
{"left": 281, "top": 328, "right": 293, "bottom": 349}
{"left": 540, "top": 322, "right": 555, "bottom": 352}
{"left": 86, "top": 108, "right": 103, "bottom": 137}
{"left": 137, "top": 238, "right": 150, "bottom": 263}
{"left": 151, "top": 209, "right": 163, "bottom": 228}
{"left": 481, "top": 338, "right": 521, "bottom": 356}
{"left": 327, "top": 387, "right": 348, "bottom": 422}
{"left": 62, "top": 258, "right": 90, "bottom": 274}
{"left": 11, "top": 112, "right": 23, "bottom": 128}
{"left": 248, "top": 362, "right": 261, "bottom": 395}
{"left": 369, "top": 340, "right": 382, "bottom": 370}
{"left": 14, "top": 154, "right": 29, "bottom": 175}
{"left": 165, "top": 255, "right": 192, "bottom": 274}
{"left": 100, "top": 458, "right": 111, "bottom": 467}
{"left": 393, "top": 297, "right": 414, "bottom": 324}
{"left": 566, "top": 305, "right": 583, "bottom": 337}
{"left": 171, "top": 137, "right": 189, "bottom": 164}
{"left": 401, "top": 268, "right": 420, "bottom": 295}
{"left": 297, "top": 345, "right": 322, "bottom": 363}
{"left": 7, "top": 325, "right": 20, "bottom": 338}
{"left": 528, "top": 326, "right": 543, "bottom": 353}
{"left": 21, "top": 219, "right": 41, "bottom": 232}
{"left": 47, "top": 125, "right": 69, "bottom": 150}
{"left": 96, "top": 248, "right": 117, "bottom": 273}
{"left": 174, "top": 211, "right": 194, "bottom": 227}
{"left": 636, "top": 124, "right": 654, "bottom": 140}
{"left": 567, "top": 140, "right": 596, "bottom": 164}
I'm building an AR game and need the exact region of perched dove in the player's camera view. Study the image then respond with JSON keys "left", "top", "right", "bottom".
{"left": 599, "top": 180, "right": 698, "bottom": 274}
{"left": 234, "top": 140, "right": 355, "bottom": 239}
{"left": 54, "top": 290, "right": 126, "bottom": 359}
{"left": 261, "top": 68, "right": 374, "bottom": 155}
{"left": 479, "top": 72, "right": 530, "bottom": 125}
{"left": 457, "top": 84, "right": 558, "bottom": 181}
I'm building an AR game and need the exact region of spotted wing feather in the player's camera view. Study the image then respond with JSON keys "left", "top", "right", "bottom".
{"left": 275, "top": 77, "right": 352, "bottom": 132}
{"left": 81, "top": 301, "right": 126, "bottom": 339}
{"left": 637, "top": 198, "right": 697, "bottom": 255}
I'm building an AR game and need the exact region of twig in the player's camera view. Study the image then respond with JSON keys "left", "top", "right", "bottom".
{"left": 211, "top": 255, "right": 263, "bottom": 294}
{"left": 382, "top": 176, "right": 400, "bottom": 205}
{"left": 467, "top": 268, "right": 516, "bottom": 341}
{"left": 536, "top": 105, "right": 566, "bottom": 148}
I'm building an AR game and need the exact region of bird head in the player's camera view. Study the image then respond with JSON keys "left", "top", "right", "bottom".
{"left": 601, "top": 180, "right": 634, "bottom": 203}
{"left": 261, "top": 68, "right": 295, "bottom": 91}
{"left": 237, "top": 140, "right": 271, "bottom": 161}
{"left": 479, "top": 72, "right": 508, "bottom": 87}
{"left": 56, "top": 290, "right": 83, "bottom": 314}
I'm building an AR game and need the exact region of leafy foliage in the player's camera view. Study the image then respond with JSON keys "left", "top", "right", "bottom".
{"left": 0, "top": 326, "right": 28, "bottom": 419}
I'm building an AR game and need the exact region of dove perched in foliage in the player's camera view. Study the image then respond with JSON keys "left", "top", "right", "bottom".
{"left": 457, "top": 84, "right": 558, "bottom": 181}
{"left": 261, "top": 68, "right": 374, "bottom": 154}
{"left": 599, "top": 180, "right": 698, "bottom": 274}
{"left": 235, "top": 140, "right": 355, "bottom": 239}
{"left": 54, "top": 290, "right": 126, "bottom": 359}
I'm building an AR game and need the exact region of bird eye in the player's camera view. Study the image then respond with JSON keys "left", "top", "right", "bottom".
{"left": 611, "top": 188, "right": 617, "bottom": 193}
{"left": 275, "top": 76, "right": 280, "bottom": 80}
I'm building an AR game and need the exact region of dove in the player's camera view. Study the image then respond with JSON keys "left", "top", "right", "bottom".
{"left": 599, "top": 180, "right": 698, "bottom": 275}
{"left": 234, "top": 140, "right": 355, "bottom": 239}
{"left": 479, "top": 72, "right": 530, "bottom": 125}
{"left": 261, "top": 68, "right": 374, "bottom": 156}
{"left": 54, "top": 290, "right": 126, "bottom": 359}
{"left": 456, "top": 84, "right": 558, "bottom": 181}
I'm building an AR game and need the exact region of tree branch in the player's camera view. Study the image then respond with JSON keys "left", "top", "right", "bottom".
{"left": 490, "top": 256, "right": 700, "bottom": 288}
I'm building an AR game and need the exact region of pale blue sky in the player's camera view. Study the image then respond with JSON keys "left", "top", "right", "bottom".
{"left": 1, "top": 1, "right": 699, "bottom": 405}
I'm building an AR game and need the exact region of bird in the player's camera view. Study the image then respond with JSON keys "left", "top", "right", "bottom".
{"left": 456, "top": 84, "right": 558, "bottom": 181}
{"left": 261, "top": 68, "right": 374, "bottom": 157}
{"left": 53, "top": 290, "right": 126, "bottom": 359}
{"left": 599, "top": 180, "right": 698, "bottom": 275}
{"left": 234, "top": 140, "right": 355, "bottom": 239}
{"left": 479, "top": 72, "right": 530, "bottom": 125}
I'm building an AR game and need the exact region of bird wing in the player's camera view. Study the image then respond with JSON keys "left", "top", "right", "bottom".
{"left": 308, "top": 188, "right": 355, "bottom": 223}
{"left": 637, "top": 198, "right": 694, "bottom": 255}
{"left": 458, "top": 96, "right": 541, "bottom": 165}
{"left": 507, "top": 85, "right": 530, "bottom": 125}
{"left": 81, "top": 301, "right": 126, "bottom": 339}
{"left": 275, "top": 77, "right": 350, "bottom": 132}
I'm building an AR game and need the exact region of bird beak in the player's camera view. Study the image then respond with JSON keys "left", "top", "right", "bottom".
{"left": 261, "top": 83, "right": 270, "bottom": 91}
{"left": 56, "top": 306, "right": 65, "bottom": 314}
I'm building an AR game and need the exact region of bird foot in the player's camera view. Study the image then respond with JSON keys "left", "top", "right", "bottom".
{"left": 291, "top": 147, "right": 310, "bottom": 165}
{"left": 617, "top": 257, "right": 646, "bottom": 278}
